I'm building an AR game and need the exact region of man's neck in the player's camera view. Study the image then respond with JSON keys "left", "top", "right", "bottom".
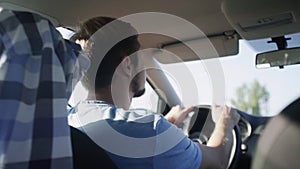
{"left": 86, "top": 86, "right": 131, "bottom": 109}
{"left": 86, "top": 87, "right": 113, "bottom": 104}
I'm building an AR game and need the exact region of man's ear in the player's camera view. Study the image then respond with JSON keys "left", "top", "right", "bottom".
{"left": 120, "top": 56, "right": 132, "bottom": 77}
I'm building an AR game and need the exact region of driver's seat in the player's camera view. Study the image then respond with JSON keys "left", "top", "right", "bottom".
{"left": 251, "top": 97, "right": 300, "bottom": 169}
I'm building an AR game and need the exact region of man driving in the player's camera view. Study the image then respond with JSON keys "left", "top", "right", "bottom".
{"left": 68, "top": 16, "right": 240, "bottom": 169}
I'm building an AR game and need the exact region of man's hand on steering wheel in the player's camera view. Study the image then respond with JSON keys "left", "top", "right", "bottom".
{"left": 164, "top": 105, "right": 194, "bottom": 125}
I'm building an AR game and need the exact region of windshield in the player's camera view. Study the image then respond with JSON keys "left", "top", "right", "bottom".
{"left": 60, "top": 26, "right": 300, "bottom": 117}
{"left": 159, "top": 34, "right": 300, "bottom": 116}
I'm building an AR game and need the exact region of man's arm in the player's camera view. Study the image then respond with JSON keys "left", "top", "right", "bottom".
{"left": 199, "top": 106, "right": 240, "bottom": 169}
{"left": 163, "top": 105, "right": 239, "bottom": 169}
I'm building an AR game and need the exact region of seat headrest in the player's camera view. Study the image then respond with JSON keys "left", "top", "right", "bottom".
{"left": 251, "top": 97, "right": 300, "bottom": 169}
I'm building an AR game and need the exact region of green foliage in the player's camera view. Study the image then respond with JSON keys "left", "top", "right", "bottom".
{"left": 231, "top": 80, "right": 269, "bottom": 115}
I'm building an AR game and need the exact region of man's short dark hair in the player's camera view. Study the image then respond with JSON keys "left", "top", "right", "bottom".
{"left": 71, "top": 16, "right": 140, "bottom": 91}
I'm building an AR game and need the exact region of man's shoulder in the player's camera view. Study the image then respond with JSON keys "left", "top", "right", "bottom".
{"left": 68, "top": 101, "right": 166, "bottom": 129}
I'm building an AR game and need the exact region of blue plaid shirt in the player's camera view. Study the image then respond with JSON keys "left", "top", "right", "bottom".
{"left": 0, "top": 9, "right": 84, "bottom": 168}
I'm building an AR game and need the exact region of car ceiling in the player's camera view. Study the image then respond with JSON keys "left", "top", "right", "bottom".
{"left": 1, "top": 0, "right": 299, "bottom": 63}
{"left": 0, "top": 0, "right": 231, "bottom": 34}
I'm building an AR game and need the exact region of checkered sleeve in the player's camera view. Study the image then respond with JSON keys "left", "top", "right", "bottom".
{"left": 0, "top": 9, "right": 79, "bottom": 169}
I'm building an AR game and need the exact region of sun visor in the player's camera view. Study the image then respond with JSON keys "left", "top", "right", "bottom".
{"left": 0, "top": 2, "right": 59, "bottom": 26}
{"left": 154, "top": 32, "right": 239, "bottom": 64}
{"left": 222, "top": 0, "right": 300, "bottom": 40}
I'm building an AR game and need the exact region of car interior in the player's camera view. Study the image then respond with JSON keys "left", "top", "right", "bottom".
{"left": 0, "top": 0, "right": 299, "bottom": 168}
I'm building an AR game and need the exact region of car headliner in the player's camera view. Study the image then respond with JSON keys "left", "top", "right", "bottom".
{"left": 0, "top": 0, "right": 299, "bottom": 62}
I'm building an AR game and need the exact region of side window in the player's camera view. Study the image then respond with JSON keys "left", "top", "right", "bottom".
{"left": 57, "top": 27, "right": 74, "bottom": 39}
{"left": 130, "top": 81, "right": 159, "bottom": 113}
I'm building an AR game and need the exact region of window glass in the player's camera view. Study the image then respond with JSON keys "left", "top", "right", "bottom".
{"left": 131, "top": 82, "right": 159, "bottom": 113}
{"left": 57, "top": 27, "right": 74, "bottom": 39}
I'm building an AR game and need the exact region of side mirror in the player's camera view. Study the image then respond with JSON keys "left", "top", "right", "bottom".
{"left": 256, "top": 47, "right": 300, "bottom": 69}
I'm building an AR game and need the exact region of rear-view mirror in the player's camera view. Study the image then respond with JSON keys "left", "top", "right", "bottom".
{"left": 256, "top": 47, "right": 300, "bottom": 69}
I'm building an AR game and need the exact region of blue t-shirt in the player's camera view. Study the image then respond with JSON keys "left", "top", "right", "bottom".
{"left": 68, "top": 100, "right": 202, "bottom": 169}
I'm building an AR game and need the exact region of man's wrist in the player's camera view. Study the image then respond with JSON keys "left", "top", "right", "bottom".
{"left": 166, "top": 116, "right": 176, "bottom": 124}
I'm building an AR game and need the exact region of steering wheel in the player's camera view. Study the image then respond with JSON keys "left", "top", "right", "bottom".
{"left": 187, "top": 106, "right": 241, "bottom": 169}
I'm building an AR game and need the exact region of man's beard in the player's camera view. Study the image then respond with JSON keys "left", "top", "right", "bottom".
{"left": 133, "top": 88, "right": 145, "bottom": 97}
{"left": 131, "top": 73, "right": 145, "bottom": 98}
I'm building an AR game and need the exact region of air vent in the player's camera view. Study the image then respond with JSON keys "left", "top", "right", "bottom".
{"left": 239, "top": 12, "right": 295, "bottom": 32}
